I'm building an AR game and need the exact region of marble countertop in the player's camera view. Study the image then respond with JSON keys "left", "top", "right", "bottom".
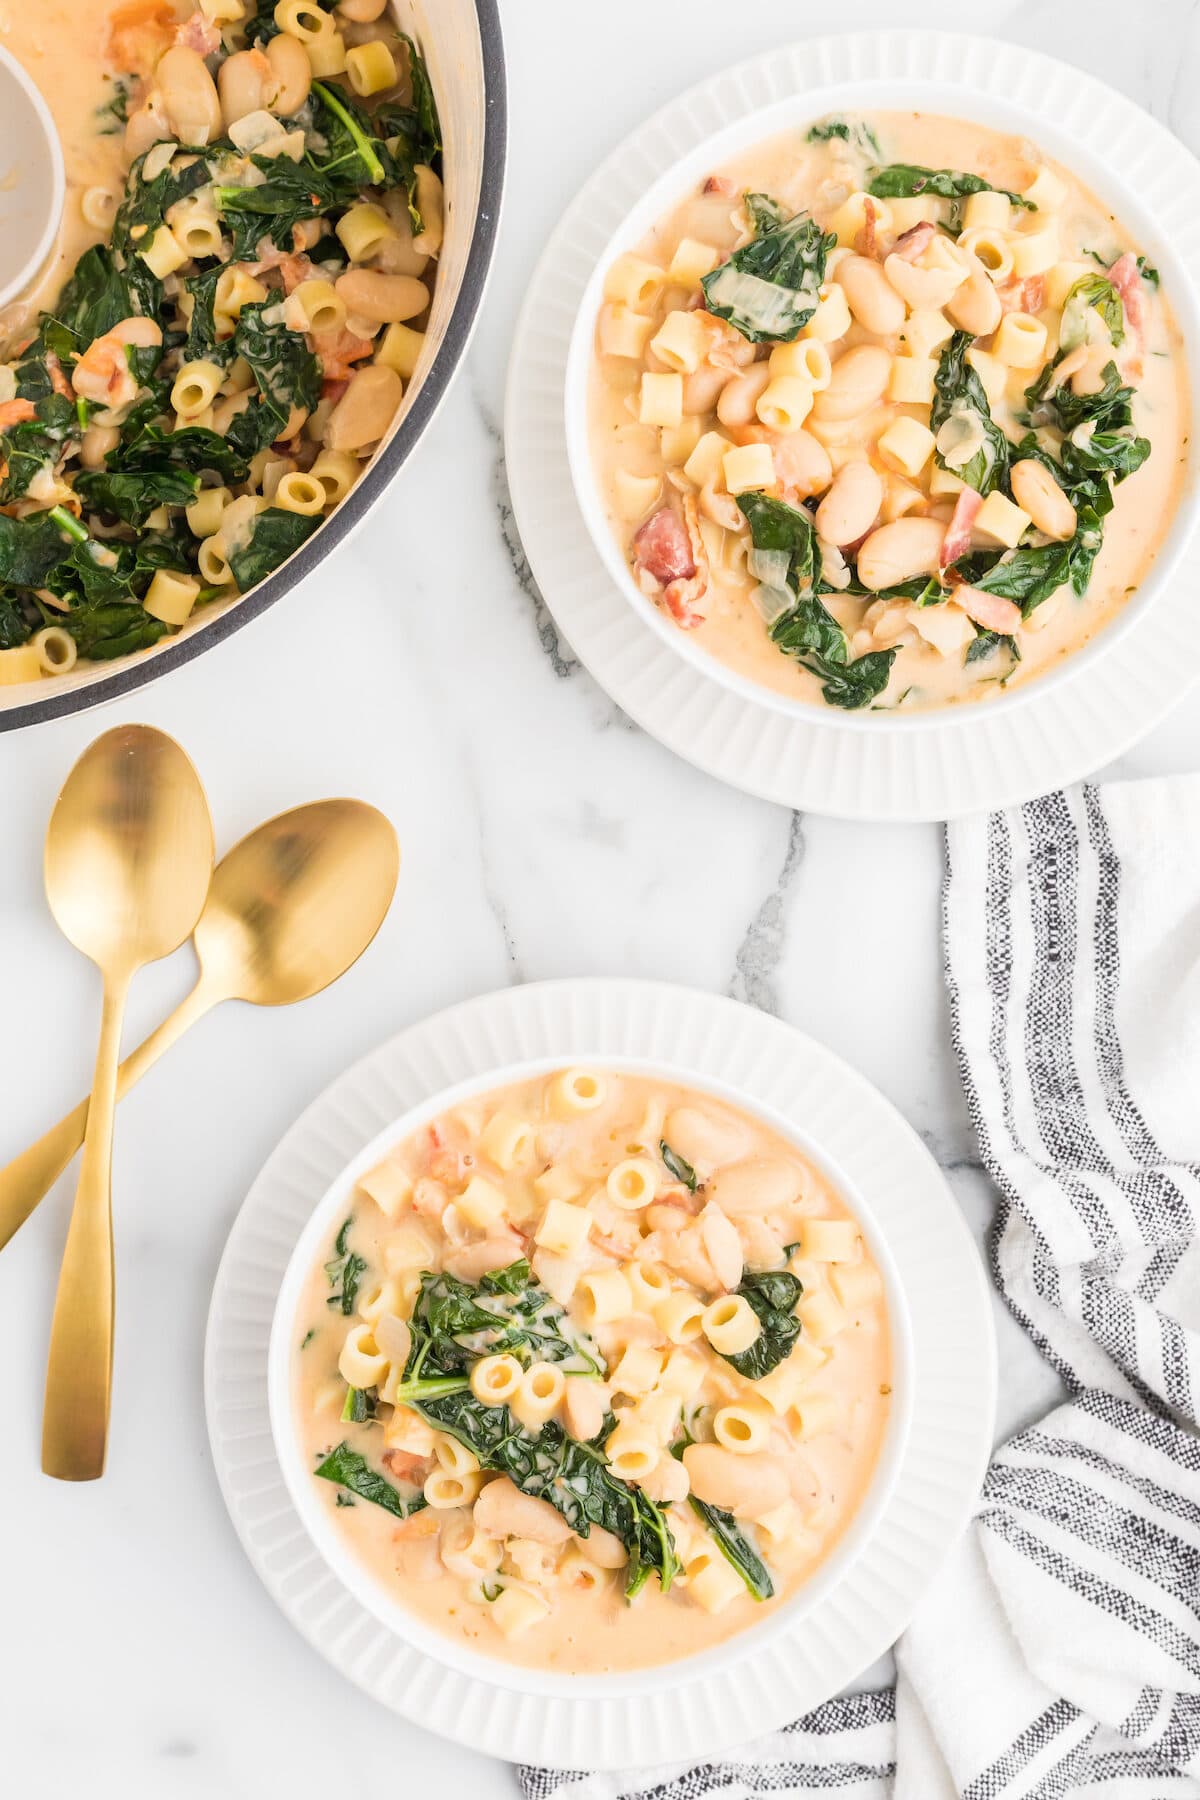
{"left": 3, "top": 1, "right": 1199, "bottom": 1792}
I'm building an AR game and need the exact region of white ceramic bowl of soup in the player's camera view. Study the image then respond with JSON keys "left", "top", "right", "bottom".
{"left": 0, "top": 0, "right": 505, "bottom": 732}
{"left": 267, "top": 1053, "right": 914, "bottom": 1698}
{"left": 562, "top": 86, "right": 1200, "bottom": 730}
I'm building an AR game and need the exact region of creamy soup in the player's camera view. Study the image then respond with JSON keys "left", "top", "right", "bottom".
{"left": 0, "top": 0, "right": 441, "bottom": 684}
{"left": 292, "top": 1069, "right": 892, "bottom": 1674}
{"left": 588, "top": 113, "right": 1190, "bottom": 712}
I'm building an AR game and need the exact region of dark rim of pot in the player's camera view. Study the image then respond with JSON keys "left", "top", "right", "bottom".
{"left": 4, "top": 0, "right": 508, "bottom": 733}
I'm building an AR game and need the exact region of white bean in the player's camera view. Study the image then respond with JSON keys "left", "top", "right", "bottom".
{"left": 945, "top": 260, "right": 1002, "bottom": 337}
{"left": 815, "top": 460, "right": 883, "bottom": 547}
{"left": 716, "top": 361, "right": 771, "bottom": 428}
{"left": 856, "top": 516, "right": 947, "bottom": 591}
{"left": 682, "top": 363, "right": 730, "bottom": 415}
{"left": 681, "top": 1445, "right": 790, "bottom": 1516}
{"left": 812, "top": 345, "right": 892, "bottom": 422}
{"left": 472, "top": 1477, "right": 572, "bottom": 1545}
{"left": 266, "top": 31, "right": 313, "bottom": 113}
{"left": 156, "top": 46, "right": 222, "bottom": 146}
{"left": 708, "top": 1159, "right": 806, "bottom": 1218}
{"left": 1010, "top": 458, "right": 1077, "bottom": 540}
{"left": 334, "top": 269, "right": 427, "bottom": 324}
{"left": 835, "top": 254, "right": 906, "bottom": 336}
{"left": 324, "top": 364, "right": 403, "bottom": 450}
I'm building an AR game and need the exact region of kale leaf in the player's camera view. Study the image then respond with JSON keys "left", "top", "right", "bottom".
{"left": 717, "top": 1269, "right": 804, "bottom": 1381}
{"left": 324, "top": 1216, "right": 368, "bottom": 1316}
{"left": 392, "top": 1265, "right": 676, "bottom": 1597}
{"left": 739, "top": 492, "right": 898, "bottom": 708}
{"left": 660, "top": 1140, "right": 698, "bottom": 1192}
{"left": 931, "top": 331, "right": 1010, "bottom": 494}
{"left": 398, "top": 1260, "right": 603, "bottom": 1379}
{"left": 702, "top": 204, "right": 836, "bottom": 343}
{"left": 226, "top": 508, "right": 322, "bottom": 592}
{"left": 314, "top": 1441, "right": 427, "bottom": 1518}
{"left": 74, "top": 469, "right": 200, "bottom": 527}
{"left": 867, "top": 164, "right": 1033, "bottom": 231}
{"left": 806, "top": 117, "right": 881, "bottom": 157}
{"left": 1058, "top": 274, "right": 1125, "bottom": 352}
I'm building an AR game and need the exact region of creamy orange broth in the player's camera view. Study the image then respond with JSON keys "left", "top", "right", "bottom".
{"left": 0, "top": 0, "right": 144, "bottom": 344}
{"left": 588, "top": 112, "right": 1190, "bottom": 712}
{"left": 292, "top": 1070, "right": 892, "bottom": 1674}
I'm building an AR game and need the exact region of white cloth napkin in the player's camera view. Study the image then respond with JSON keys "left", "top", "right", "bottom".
{"left": 520, "top": 775, "right": 1200, "bottom": 1800}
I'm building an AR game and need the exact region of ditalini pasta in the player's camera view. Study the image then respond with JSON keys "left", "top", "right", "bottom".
{"left": 0, "top": 0, "right": 442, "bottom": 684}
{"left": 588, "top": 112, "right": 1189, "bottom": 712}
{"left": 293, "top": 1070, "right": 892, "bottom": 1674}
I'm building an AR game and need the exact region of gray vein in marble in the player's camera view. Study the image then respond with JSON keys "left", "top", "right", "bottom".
{"left": 492, "top": 454, "right": 581, "bottom": 681}
{"left": 728, "top": 810, "right": 805, "bottom": 1015}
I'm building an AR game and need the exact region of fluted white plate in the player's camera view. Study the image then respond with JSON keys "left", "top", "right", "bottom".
{"left": 205, "top": 979, "right": 995, "bottom": 1769}
{"left": 504, "top": 33, "right": 1200, "bottom": 821}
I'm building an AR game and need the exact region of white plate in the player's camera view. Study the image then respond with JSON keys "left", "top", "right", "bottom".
{"left": 504, "top": 32, "right": 1200, "bottom": 821}
{"left": 205, "top": 978, "right": 996, "bottom": 1769}
{"left": 267, "top": 1054, "right": 915, "bottom": 1701}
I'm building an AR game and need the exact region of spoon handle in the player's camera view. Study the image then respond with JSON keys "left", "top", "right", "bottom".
{"left": 0, "top": 980, "right": 214, "bottom": 1255}
{"left": 41, "top": 974, "right": 129, "bottom": 1481}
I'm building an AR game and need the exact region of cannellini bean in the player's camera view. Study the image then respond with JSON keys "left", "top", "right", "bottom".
{"left": 374, "top": 192, "right": 430, "bottom": 278}
{"left": 812, "top": 345, "right": 892, "bottom": 422}
{"left": 857, "top": 516, "right": 947, "bottom": 591}
{"left": 472, "top": 1477, "right": 572, "bottom": 1545}
{"left": 1010, "top": 458, "right": 1077, "bottom": 540}
{"left": 562, "top": 1378, "right": 610, "bottom": 1444}
{"left": 774, "top": 428, "right": 833, "bottom": 500}
{"left": 815, "top": 460, "right": 883, "bottom": 546}
{"left": 835, "top": 254, "right": 906, "bottom": 337}
{"left": 884, "top": 248, "right": 967, "bottom": 312}
{"left": 444, "top": 1232, "right": 526, "bottom": 1284}
{"left": 156, "top": 46, "right": 222, "bottom": 145}
{"left": 1071, "top": 344, "right": 1116, "bottom": 396}
{"left": 266, "top": 31, "right": 312, "bottom": 113}
{"left": 682, "top": 363, "right": 731, "bottom": 415}
{"left": 124, "top": 95, "right": 171, "bottom": 159}
{"left": 574, "top": 1524, "right": 627, "bottom": 1569}
{"left": 218, "top": 49, "right": 275, "bottom": 127}
{"left": 324, "top": 364, "right": 403, "bottom": 450}
{"left": 662, "top": 1106, "right": 752, "bottom": 1171}
{"left": 945, "top": 259, "right": 1002, "bottom": 337}
{"left": 80, "top": 423, "right": 119, "bottom": 469}
{"left": 698, "top": 480, "right": 743, "bottom": 532}
{"left": 334, "top": 269, "right": 428, "bottom": 324}
{"left": 682, "top": 1445, "right": 790, "bottom": 1517}
{"left": 708, "top": 1158, "right": 806, "bottom": 1218}
{"left": 212, "top": 391, "right": 253, "bottom": 434}
{"left": 699, "top": 1202, "right": 743, "bottom": 1291}
{"left": 716, "top": 361, "right": 772, "bottom": 428}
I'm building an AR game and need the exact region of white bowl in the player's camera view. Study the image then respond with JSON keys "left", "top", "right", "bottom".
{"left": 0, "top": 47, "right": 64, "bottom": 310}
{"left": 267, "top": 1052, "right": 914, "bottom": 1701}
{"left": 562, "top": 79, "right": 1200, "bottom": 733}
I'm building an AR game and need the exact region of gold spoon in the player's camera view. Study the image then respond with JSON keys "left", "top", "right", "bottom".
{"left": 41, "top": 726, "right": 214, "bottom": 1481}
{"left": 0, "top": 798, "right": 400, "bottom": 1261}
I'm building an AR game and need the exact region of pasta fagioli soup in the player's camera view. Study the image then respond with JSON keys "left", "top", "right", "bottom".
{"left": 291, "top": 1068, "right": 893, "bottom": 1674}
{"left": 587, "top": 112, "right": 1190, "bottom": 712}
{"left": 0, "top": 0, "right": 441, "bottom": 684}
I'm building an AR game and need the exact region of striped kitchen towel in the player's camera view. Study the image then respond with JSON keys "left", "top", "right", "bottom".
{"left": 520, "top": 776, "right": 1200, "bottom": 1800}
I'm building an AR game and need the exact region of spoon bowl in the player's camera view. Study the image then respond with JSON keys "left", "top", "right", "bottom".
{"left": 196, "top": 799, "right": 401, "bottom": 1008}
{"left": 45, "top": 726, "right": 215, "bottom": 978}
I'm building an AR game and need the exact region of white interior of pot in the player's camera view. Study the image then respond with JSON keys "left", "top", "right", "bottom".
{"left": 0, "top": 0, "right": 485, "bottom": 713}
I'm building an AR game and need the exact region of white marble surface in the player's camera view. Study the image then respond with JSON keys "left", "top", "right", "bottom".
{"left": 2, "top": 2, "right": 1199, "bottom": 1792}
